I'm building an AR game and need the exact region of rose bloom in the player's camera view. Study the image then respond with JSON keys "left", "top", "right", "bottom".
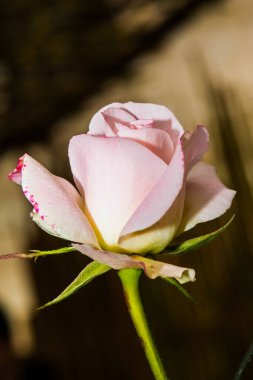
{"left": 9, "top": 102, "right": 235, "bottom": 255}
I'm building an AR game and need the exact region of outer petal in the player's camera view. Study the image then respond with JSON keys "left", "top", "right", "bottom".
{"left": 69, "top": 135, "right": 167, "bottom": 248}
{"left": 8, "top": 156, "right": 24, "bottom": 184}
{"left": 9, "top": 154, "right": 98, "bottom": 246}
{"left": 120, "top": 139, "right": 185, "bottom": 238}
{"left": 183, "top": 126, "right": 209, "bottom": 173}
{"left": 119, "top": 189, "right": 185, "bottom": 254}
{"left": 73, "top": 244, "right": 195, "bottom": 284}
{"left": 178, "top": 162, "right": 236, "bottom": 233}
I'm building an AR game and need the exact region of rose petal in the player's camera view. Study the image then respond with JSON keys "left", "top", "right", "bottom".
{"left": 8, "top": 155, "right": 24, "bottom": 184}
{"left": 102, "top": 107, "right": 137, "bottom": 137}
{"left": 120, "top": 139, "right": 185, "bottom": 238}
{"left": 9, "top": 154, "right": 98, "bottom": 245}
{"left": 133, "top": 255, "right": 195, "bottom": 284}
{"left": 73, "top": 243, "right": 195, "bottom": 284}
{"left": 119, "top": 189, "right": 185, "bottom": 254}
{"left": 115, "top": 125, "right": 174, "bottom": 164}
{"left": 131, "top": 119, "right": 154, "bottom": 129}
{"left": 101, "top": 109, "right": 175, "bottom": 163}
{"left": 183, "top": 126, "right": 209, "bottom": 173}
{"left": 88, "top": 102, "right": 184, "bottom": 145}
{"left": 103, "top": 107, "right": 137, "bottom": 125}
{"left": 69, "top": 134, "right": 166, "bottom": 247}
{"left": 88, "top": 102, "right": 137, "bottom": 136}
{"left": 124, "top": 102, "right": 184, "bottom": 144}
{"left": 73, "top": 243, "right": 140, "bottom": 270}
{"left": 178, "top": 162, "right": 236, "bottom": 233}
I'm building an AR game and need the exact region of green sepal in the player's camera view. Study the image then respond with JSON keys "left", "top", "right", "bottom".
{"left": 161, "top": 277, "right": 199, "bottom": 304}
{"left": 0, "top": 247, "right": 76, "bottom": 261}
{"left": 162, "top": 215, "right": 234, "bottom": 256}
{"left": 37, "top": 260, "right": 111, "bottom": 310}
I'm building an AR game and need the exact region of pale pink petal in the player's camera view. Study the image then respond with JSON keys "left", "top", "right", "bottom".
{"left": 131, "top": 119, "right": 154, "bottom": 129}
{"left": 103, "top": 107, "right": 154, "bottom": 131}
{"left": 120, "top": 139, "right": 185, "bottom": 237}
{"left": 183, "top": 126, "right": 209, "bottom": 173}
{"left": 69, "top": 135, "right": 166, "bottom": 247}
{"left": 116, "top": 126, "right": 174, "bottom": 164}
{"left": 8, "top": 155, "right": 24, "bottom": 184}
{"left": 102, "top": 107, "right": 137, "bottom": 136}
{"left": 73, "top": 243, "right": 195, "bottom": 284}
{"left": 88, "top": 102, "right": 137, "bottom": 135}
{"left": 119, "top": 189, "right": 185, "bottom": 254}
{"left": 88, "top": 102, "right": 184, "bottom": 145}
{"left": 102, "top": 107, "right": 137, "bottom": 125}
{"left": 73, "top": 243, "right": 140, "bottom": 270}
{"left": 124, "top": 102, "right": 184, "bottom": 144}
{"left": 9, "top": 154, "right": 98, "bottom": 246}
{"left": 132, "top": 255, "right": 195, "bottom": 283}
{"left": 178, "top": 162, "right": 236, "bottom": 233}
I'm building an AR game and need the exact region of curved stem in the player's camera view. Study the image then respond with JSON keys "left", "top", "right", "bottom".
{"left": 233, "top": 340, "right": 253, "bottom": 380}
{"left": 118, "top": 268, "right": 169, "bottom": 380}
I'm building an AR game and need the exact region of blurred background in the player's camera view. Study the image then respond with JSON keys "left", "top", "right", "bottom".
{"left": 0, "top": 0, "right": 253, "bottom": 379}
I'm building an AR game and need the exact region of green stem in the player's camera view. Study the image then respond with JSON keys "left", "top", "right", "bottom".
{"left": 118, "top": 268, "right": 169, "bottom": 380}
{"left": 233, "top": 340, "right": 253, "bottom": 380}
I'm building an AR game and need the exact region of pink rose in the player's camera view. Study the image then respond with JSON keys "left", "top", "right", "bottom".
{"left": 9, "top": 102, "right": 235, "bottom": 256}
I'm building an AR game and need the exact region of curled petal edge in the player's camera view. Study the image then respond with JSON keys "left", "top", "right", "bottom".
{"left": 72, "top": 244, "right": 195, "bottom": 284}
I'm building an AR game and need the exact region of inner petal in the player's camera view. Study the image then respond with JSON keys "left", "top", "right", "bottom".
{"left": 116, "top": 125, "right": 174, "bottom": 164}
{"left": 102, "top": 107, "right": 137, "bottom": 135}
{"left": 130, "top": 119, "right": 154, "bottom": 129}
